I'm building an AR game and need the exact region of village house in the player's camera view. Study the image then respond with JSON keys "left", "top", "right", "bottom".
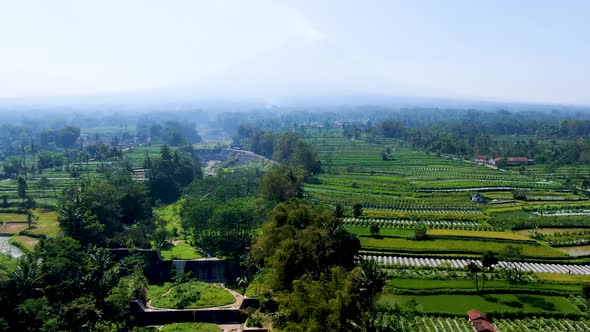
{"left": 493, "top": 157, "right": 533, "bottom": 166}
{"left": 467, "top": 309, "right": 496, "bottom": 332}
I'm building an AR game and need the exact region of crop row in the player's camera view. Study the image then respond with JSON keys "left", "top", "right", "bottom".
{"left": 362, "top": 255, "right": 590, "bottom": 275}
{"left": 343, "top": 218, "right": 485, "bottom": 230}
{"left": 493, "top": 317, "right": 590, "bottom": 332}
{"left": 366, "top": 207, "right": 483, "bottom": 215}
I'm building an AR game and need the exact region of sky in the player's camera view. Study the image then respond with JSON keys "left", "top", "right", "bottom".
{"left": 0, "top": 0, "right": 589, "bottom": 105}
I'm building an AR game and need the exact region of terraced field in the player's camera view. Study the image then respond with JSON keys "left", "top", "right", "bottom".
{"left": 307, "top": 134, "right": 590, "bottom": 323}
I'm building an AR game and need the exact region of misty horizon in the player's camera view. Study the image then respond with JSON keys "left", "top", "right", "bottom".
{"left": 1, "top": 0, "right": 590, "bottom": 106}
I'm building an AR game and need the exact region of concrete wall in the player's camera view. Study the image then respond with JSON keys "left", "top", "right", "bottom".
{"left": 131, "top": 301, "right": 247, "bottom": 326}
{"left": 109, "top": 248, "right": 240, "bottom": 284}
{"left": 173, "top": 258, "right": 240, "bottom": 283}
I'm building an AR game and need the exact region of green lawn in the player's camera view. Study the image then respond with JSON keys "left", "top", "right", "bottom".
{"left": 387, "top": 278, "right": 581, "bottom": 292}
{"left": 360, "top": 237, "right": 566, "bottom": 257}
{"left": 378, "top": 293, "right": 582, "bottom": 315}
{"left": 147, "top": 281, "right": 235, "bottom": 309}
{"left": 159, "top": 241, "right": 203, "bottom": 260}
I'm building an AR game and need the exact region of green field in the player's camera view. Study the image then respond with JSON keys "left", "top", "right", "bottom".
{"left": 378, "top": 293, "right": 582, "bottom": 315}
{"left": 428, "top": 229, "right": 532, "bottom": 241}
{"left": 159, "top": 241, "right": 203, "bottom": 260}
{"left": 359, "top": 237, "right": 565, "bottom": 257}
{"left": 387, "top": 278, "right": 581, "bottom": 293}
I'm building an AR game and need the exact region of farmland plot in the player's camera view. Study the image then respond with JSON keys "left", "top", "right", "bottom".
{"left": 363, "top": 254, "right": 590, "bottom": 275}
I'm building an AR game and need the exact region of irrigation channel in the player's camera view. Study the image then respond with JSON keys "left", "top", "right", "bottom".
{"left": 0, "top": 236, "right": 24, "bottom": 258}
{"left": 362, "top": 255, "right": 590, "bottom": 275}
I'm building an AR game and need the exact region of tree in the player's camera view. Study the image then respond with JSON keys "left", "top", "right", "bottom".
{"left": 160, "top": 144, "right": 173, "bottom": 161}
{"left": 369, "top": 223, "right": 380, "bottom": 237}
{"left": 582, "top": 284, "right": 590, "bottom": 314}
{"left": 38, "top": 177, "right": 51, "bottom": 206}
{"left": 481, "top": 251, "right": 498, "bottom": 272}
{"left": 500, "top": 265, "right": 526, "bottom": 289}
{"left": 413, "top": 223, "right": 428, "bottom": 240}
{"left": 26, "top": 210, "right": 38, "bottom": 229}
{"left": 17, "top": 176, "right": 27, "bottom": 204}
{"left": 501, "top": 244, "right": 524, "bottom": 262}
{"left": 357, "top": 258, "right": 387, "bottom": 331}
{"left": 260, "top": 165, "right": 304, "bottom": 202}
{"left": 352, "top": 203, "right": 363, "bottom": 218}
{"left": 13, "top": 255, "right": 42, "bottom": 297}
{"left": 466, "top": 261, "right": 481, "bottom": 291}
{"left": 512, "top": 189, "right": 527, "bottom": 200}
{"left": 334, "top": 203, "right": 344, "bottom": 218}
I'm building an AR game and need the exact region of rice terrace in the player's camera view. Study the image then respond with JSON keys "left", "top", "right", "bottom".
{"left": 2, "top": 1, "right": 590, "bottom": 331}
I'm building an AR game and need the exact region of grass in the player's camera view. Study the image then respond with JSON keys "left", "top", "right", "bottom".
{"left": 386, "top": 278, "right": 581, "bottom": 292}
{"left": 378, "top": 293, "right": 582, "bottom": 315}
{"left": 11, "top": 235, "right": 38, "bottom": 250}
{"left": 428, "top": 229, "right": 532, "bottom": 241}
{"left": 159, "top": 241, "right": 203, "bottom": 260}
{"left": 154, "top": 199, "right": 185, "bottom": 237}
{"left": 535, "top": 272, "right": 590, "bottom": 284}
{"left": 0, "top": 213, "right": 27, "bottom": 222}
{"left": 148, "top": 281, "right": 235, "bottom": 309}
{"left": 160, "top": 323, "right": 221, "bottom": 332}
{"left": 359, "top": 237, "right": 566, "bottom": 257}
{"left": 0, "top": 222, "right": 28, "bottom": 235}
{"left": 27, "top": 209, "right": 60, "bottom": 237}
{"left": 345, "top": 226, "right": 414, "bottom": 238}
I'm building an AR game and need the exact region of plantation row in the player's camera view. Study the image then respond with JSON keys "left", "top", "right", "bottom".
{"left": 532, "top": 210, "right": 590, "bottom": 217}
{"left": 493, "top": 317, "right": 590, "bottom": 332}
{"left": 343, "top": 218, "right": 485, "bottom": 230}
{"left": 535, "top": 231, "right": 590, "bottom": 247}
{"left": 412, "top": 316, "right": 472, "bottom": 332}
{"left": 362, "top": 255, "right": 590, "bottom": 275}
{"left": 304, "top": 189, "right": 482, "bottom": 210}
{"left": 366, "top": 206, "right": 483, "bottom": 214}
{"left": 375, "top": 315, "right": 590, "bottom": 332}
{"left": 416, "top": 186, "right": 547, "bottom": 192}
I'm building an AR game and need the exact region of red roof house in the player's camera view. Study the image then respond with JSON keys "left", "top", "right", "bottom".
{"left": 467, "top": 309, "right": 496, "bottom": 332}
{"left": 467, "top": 309, "right": 487, "bottom": 322}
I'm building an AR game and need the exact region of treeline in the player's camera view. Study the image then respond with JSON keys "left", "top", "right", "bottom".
{"left": 2, "top": 141, "right": 126, "bottom": 178}
{"left": 181, "top": 168, "right": 262, "bottom": 258}
{"left": 234, "top": 124, "right": 321, "bottom": 174}
{"left": 363, "top": 114, "right": 590, "bottom": 165}
{"left": 136, "top": 120, "right": 202, "bottom": 146}
{"left": 0, "top": 124, "right": 81, "bottom": 159}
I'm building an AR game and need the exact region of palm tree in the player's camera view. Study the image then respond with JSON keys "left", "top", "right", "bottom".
{"left": 58, "top": 199, "right": 85, "bottom": 238}
{"left": 357, "top": 258, "right": 387, "bottom": 332}
{"left": 13, "top": 255, "right": 42, "bottom": 296}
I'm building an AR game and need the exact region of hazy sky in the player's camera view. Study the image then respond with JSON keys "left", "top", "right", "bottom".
{"left": 1, "top": 0, "right": 589, "bottom": 105}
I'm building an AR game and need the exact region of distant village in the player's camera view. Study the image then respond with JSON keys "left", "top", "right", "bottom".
{"left": 474, "top": 155, "right": 533, "bottom": 167}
